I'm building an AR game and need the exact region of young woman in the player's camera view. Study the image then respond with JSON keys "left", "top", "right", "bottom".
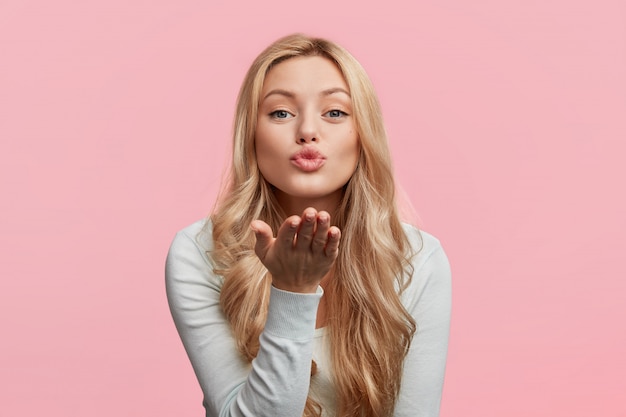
{"left": 166, "top": 34, "right": 451, "bottom": 417}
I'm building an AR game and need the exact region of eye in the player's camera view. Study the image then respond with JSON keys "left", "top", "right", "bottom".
{"left": 325, "top": 109, "right": 348, "bottom": 118}
{"left": 269, "top": 110, "right": 293, "bottom": 119}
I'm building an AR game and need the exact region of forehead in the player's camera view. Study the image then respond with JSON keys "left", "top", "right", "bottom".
{"left": 262, "top": 56, "right": 349, "bottom": 94}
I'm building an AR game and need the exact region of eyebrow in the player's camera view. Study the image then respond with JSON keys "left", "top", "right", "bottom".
{"left": 262, "top": 87, "right": 351, "bottom": 101}
{"left": 320, "top": 87, "right": 351, "bottom": 97}
{"left": 263, "top": 89, "right": 294, "bottom": 100}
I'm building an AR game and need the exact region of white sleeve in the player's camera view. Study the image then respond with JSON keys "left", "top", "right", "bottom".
{"left": 395, "top": 231, "right": 452, "bottom": 417}
{"left": 165, "top": 222, "right": 322, "bottom": 417}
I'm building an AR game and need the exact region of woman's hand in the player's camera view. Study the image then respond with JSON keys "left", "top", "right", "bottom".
{"left": 251, "top": 207, "right": 341, "bottom": 293}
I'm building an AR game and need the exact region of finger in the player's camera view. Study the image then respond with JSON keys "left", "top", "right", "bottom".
{"left": 276, "top": 215, "right": 301, "bottom": 249}
{"left": 324, "top": 226, "right": 341, "bottom": 258}
{"left": 294, "top": 208, "right": 317, "bottom": 250}
{"left": 311, "top": 211, "right": 330, "bottom": 254}
{"left": 251, "top": 220, "right": 274, "bottom": 260}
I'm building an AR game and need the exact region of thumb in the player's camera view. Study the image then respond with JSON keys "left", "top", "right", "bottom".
{"left": 251, "top": 220, "right": 274, "bottom": 260}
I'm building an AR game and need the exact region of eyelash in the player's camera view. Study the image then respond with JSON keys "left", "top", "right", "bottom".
{"left": 269, "top": 110, "right": 293, "bottom": 119}
{"left": 325, "top": 109, "right": 348, "bottom": 118}
{"left": 268, "top": 109, "right": 349, "bottom": 119}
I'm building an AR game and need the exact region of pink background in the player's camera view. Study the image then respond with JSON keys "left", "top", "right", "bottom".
{"left": 1, "top": 0, "right": 625, "bottom": 416}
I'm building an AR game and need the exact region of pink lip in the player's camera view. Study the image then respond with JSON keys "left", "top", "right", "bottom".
{"left": 290, "top": 148, "right": 326, "bottom": 172}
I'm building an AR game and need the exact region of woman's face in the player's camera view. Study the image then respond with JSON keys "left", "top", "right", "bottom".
{"left": 255, "top": 55, "right": 360, "bottom": 214}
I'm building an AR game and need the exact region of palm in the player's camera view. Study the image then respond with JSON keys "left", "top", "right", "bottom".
{"left": 251, "top": 208, "right": 341, "bottom": 293}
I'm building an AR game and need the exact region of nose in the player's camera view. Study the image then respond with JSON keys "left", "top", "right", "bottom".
{"left": 298, "top": 136, "right": 317, "bottom": 143}
{"left": 297, "top": 112, "right": 318, "bottom": 144}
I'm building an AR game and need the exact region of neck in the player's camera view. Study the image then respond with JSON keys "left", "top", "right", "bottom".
{"left": 274, "top": 189, "right": 343, "bottom": 218}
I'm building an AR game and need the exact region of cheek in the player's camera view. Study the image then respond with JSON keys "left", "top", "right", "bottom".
{"left": 254, "top": 135, "right": 285, "bottom": 184}
{"left": 255, "top": 121, "right": 285, "bottom": 150}
{"left": 254, "top": 126, "right": 274, "bottom": 161}
{"left": 343, "top": 132, "right": 360, "bottom": 162}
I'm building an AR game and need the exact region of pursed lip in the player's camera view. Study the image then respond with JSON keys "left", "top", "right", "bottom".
{"left": 290, "top": 147, "right": 326, "bottom": 172}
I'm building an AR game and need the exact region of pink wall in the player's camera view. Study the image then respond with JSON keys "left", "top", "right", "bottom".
{"left": 1, "top": 0, "right": 624, "bottom": 416}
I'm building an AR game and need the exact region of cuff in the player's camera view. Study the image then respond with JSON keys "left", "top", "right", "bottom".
{"left": 263, "top": 285, "right": 323, "bottom": 341}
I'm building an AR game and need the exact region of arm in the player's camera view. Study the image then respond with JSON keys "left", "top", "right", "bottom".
{"left": 395, "top": 230, "right": 452, "bottom": 417}
{"left": 165, "top": 221, "right": 322, "bottom": 417}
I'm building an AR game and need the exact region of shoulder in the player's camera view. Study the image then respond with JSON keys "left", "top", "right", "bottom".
{"left": 165, "top": 218, "right": 218, "bottom": 287}
{"left": 401, "top": 223, "right": 447, "bottom": 270}
{"left": 172, "top": 218, "right": 213, "bottom": 247}
{"left": 168, "top": 218, "right": 214, "bottom": 260}
{"left": 400, "top": 223, "right": 451, "bottom": 311}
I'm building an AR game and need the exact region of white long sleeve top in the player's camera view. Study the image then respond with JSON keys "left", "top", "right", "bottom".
{"left": 165, "top": 219, "right": 451, "bottom": 417}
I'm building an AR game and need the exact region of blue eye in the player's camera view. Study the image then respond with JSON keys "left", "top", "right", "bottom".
{"left": 325, "top": 109, "right": 347, "bottom": 118}
{"left": 270, "top": 110, "right": 292, "bottom": 119}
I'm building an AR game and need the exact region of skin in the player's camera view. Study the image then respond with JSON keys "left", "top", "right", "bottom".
{"left": 251, "top": 56, "right": 360, "bottom": 295}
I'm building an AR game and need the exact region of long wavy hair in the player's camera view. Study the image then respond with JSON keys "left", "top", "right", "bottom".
{"left": 210, "top": 34, "right": 417, "bottom": 417}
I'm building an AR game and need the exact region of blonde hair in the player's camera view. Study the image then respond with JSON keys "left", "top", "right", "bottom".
{"left": 210, "top": 34, "right": 417, "bottom": 417}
